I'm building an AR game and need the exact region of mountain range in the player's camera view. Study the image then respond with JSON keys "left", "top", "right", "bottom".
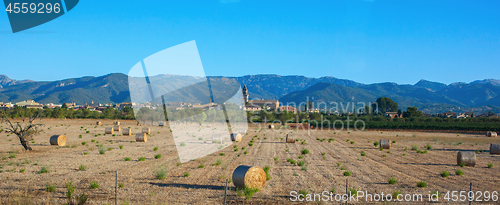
{"left": 0, "top": 74, "right": 499, "bottom": 114}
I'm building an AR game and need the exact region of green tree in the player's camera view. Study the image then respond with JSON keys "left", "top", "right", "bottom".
{"left": 275, "top": 111, "right": 294, "bottom": 125}
{"left": 373, "top": 97, "right": 398, "bottom": 114}
{"left": 403, "top": 106, "right": 423, "bottom": 118}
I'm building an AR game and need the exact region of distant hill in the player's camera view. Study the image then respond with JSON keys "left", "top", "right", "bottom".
{"left": 0, "top": 75, "right": 32, "bottom": 88}
{"left": 414, "top": 80, "right": 448, "bottom": 92}
{"left": 279, "top": 82, "right": 467, "bottom": 112}
{"left": 0, "top": 73, "right": 500, "bottom": 113}
{"left": 0, "top": 73, "right": 130, "bottom": 104}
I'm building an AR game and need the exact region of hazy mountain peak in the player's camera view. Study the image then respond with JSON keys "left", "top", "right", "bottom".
{"left": 0, "top": 75, "right": 32, "bottom": 88}
{"left": 414, "top": 79, "right": 447, "bottom": 92}
{"left": 470, "top": 79, "right": 500, "bottom": 86}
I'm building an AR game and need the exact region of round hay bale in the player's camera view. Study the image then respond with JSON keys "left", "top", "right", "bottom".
{"left": 123, "top": 128, "right": 131, "bottom": 136}
{"left": 50, "top": 135, "right": 66, "bottom": 146}
{"left": 490, "top": 132, "right": 497, "bottom": 137}
{"left": 96, "top": 121, "right": 102, "bottom": 125}
{"left": 457, "top": 151, "right": 476, "bottom": 167}
{"left": 135, "top": 133, "right": 147, "bottom": 142}
{"left": 114, "top": 121, "right": 120, "bottom": 125}
{"left": 268, "top": 124, "right": 274, "bottom": 129}
{"left": 142, "top": 128, "right": 151, "bottom": 135}
{"left": 231, "top": 133, "right": 242, "bottom": 142}
{"left": 113, "top": 126, "right": 121, "bottom": 132}
{"left": 285, "top": 134, "right": 295, "bottom": 143}
{"left": 232, "top": 165, "right": 267, "bottom": 189}
{"left": 490, "top": 144, "right": 500, "bottom": 155}
{"left": 105, "top": 127, "right": 114, "bottom": 135}
{"left": 380, "top": 139, "right": 391, "bottom": 149}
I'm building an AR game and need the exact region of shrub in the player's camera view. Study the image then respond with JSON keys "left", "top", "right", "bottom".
{"left": 154, "top": 147, "right": 158, "bottom": 151}
{"left": 298, "top": 189, "right": 309, "bottom": 196}
{"left": 455, "top": 169, "right": 464, "bottom": 176}
{"left": 243, "top": 187, "right": 259, "bottom": 199}
{"left": 336, "top": 162, "right": 341, "bottom": 167}
{"left": 83, "top": 152, "right": 88, "bottom": 155}
{"left": 417, "top": 180, "right": 427, "bottom": 188}
{"left": 45, "top": 184, "right": 56, "bottom": 192}
{"left": 340, "top": 166, "right": 346, "bottom": 170}
{"left": 138, "top": 157, "right": 146, "bottom": 161}
{"left": 388, "top": 178, "right": 398, "bottom": 184}
{"left": 219, "top": 153, "right": 225, "bottom": 156}
{"left": 301, "top": 149, "right": 310, "bottom": 155}
{"left": 440, "top": 170, "right": 450, "bottom": 178}
{"left": 119, "top": 145, "right": 123, "bottom": 149}
{"left": 212, "top": 158, "right": 222, "bottom": 166}
{"left": 19, "top": 168, "right": 25, "bottom": 173}
{"left": 417, "top": 150, "right": 427, "bottom": 154}
{"left": 184, "top": 172, "right": 190, "bottom": 177}
{"left": 393, "top": 190, "right": 401, "bottom": 198}
{"left": 99, "top": 148, "right": 106, "bottom": 155}
{"left": 343, "top": 171, "right": 352, "bottom": 176}
{"left": 349, "top": 188, "right": 358, "bottom": 197}
{"left": 79, "top": 164, "right": 87, "bottom": 171}
{"left": 81, "top": 142, "right": 86, "bottom": 145}
{"left": 118, "top": 182, "right": 124, "bottom": 188}
{"left": 9, "top": 152, "right": 16, "bottom": 159}
{"left": 263, "top": 166, "right": 271, "bottom": 180}
{"left": 488, "top": 163, "right": 493, "bottom": 168}
{"left": 361, "top": 151, "right": 366, "bottom": 156}
{"left": 244, "top": 151, "right": 248, "bottom": 155}
{"left": 89, "top": 181, "right": 100, "bottom": 189}
{"left": 91, "top": 140, "right": 95, "bottom": 142}
{"left": 411, "top": 145, "right": 418, "bottom": 151}
{"left": 297, "top": 161, "right": 305, "bottom": 167}
{"left": 459, "top": 163, "right": 465, "bottom": 167}
{"left": 248, "top": 143, "right": 253, "bottom": 147}
{"left": 37, "top": 166, "right": 49, "bottom": 174}
{"left": 424, "top": 144, "right": 433, "bottom": 150}
{"left": 199, "top": 164, "right": 204, "bottom": 168}
{"left": 180, "top": 143, "right": 186, "bottom": 147}
{"left": 350, "top": 141, "right": 355, "bottom": 144}
{"left": 373, "top": 142, "right": 379, "bottom": 147}
{"left": 287, "top": 158, "right": 296, "bottom": 165}
{"left": 321, "top": 152, "right": 326, "bottom": 156}
{"left": 124, "top": 157, "right": 131, "bottom": 161}
{"left": 154, "top": 154, "right": 162, "bottom": 159}
{"left": 298, "top": 155, "right": 303, "bottom": 159}
{"left": 301, "top": 166, "right": 307, "bottom": 171}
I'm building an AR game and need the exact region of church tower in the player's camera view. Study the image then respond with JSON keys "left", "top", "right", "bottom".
{"left": 242, "top": 84, "right": 249, "bottom": 103}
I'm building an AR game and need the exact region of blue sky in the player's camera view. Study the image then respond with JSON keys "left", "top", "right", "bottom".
{"left": 1, "top": 0, "right": 499, "bottom": 85}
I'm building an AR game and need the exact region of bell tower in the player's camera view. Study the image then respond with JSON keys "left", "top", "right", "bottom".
{"left": 242, "top": 84, "right": 249, "bottom": 103}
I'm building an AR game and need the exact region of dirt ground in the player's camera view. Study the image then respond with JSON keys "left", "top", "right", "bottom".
{"left": 0, "top": 119, "right": 499, "bottom": 204}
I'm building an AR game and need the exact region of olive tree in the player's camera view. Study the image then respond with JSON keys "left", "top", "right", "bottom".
{"left": 1, "top": 109, "right": 43, "bottom": 151}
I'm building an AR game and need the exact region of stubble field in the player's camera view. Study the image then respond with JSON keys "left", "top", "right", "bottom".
{"left": 0, "top": 119, "right": 499, "bottom": 204}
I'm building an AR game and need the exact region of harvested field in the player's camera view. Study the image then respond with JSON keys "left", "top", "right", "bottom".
{"left": 0, "top": 119, "right": 499, "bottom": 204}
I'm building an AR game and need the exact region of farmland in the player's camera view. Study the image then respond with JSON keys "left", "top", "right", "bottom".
{"left": 0, "top": 119, "right": 499, "bottom": 204}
